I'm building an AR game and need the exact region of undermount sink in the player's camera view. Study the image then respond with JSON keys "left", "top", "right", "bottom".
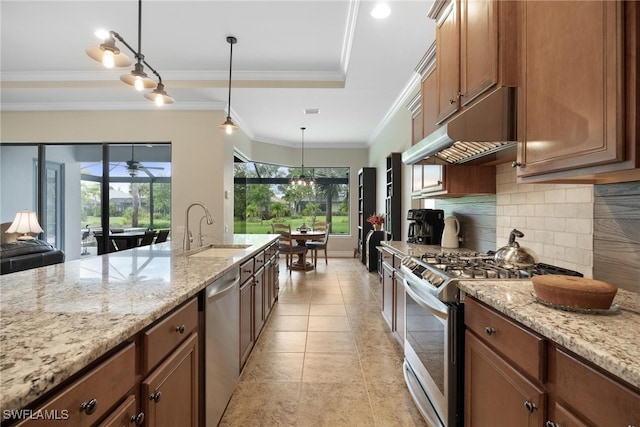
{"left": 189, "top": 246, "right": 250, "bottom": 258}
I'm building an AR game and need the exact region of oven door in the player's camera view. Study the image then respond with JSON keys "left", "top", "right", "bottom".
{"left": 404, "top": 277, "right": 463, "bottom": 427}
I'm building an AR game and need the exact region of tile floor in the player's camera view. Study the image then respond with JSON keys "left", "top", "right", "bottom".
{"left": 219, "top": 258, "right": 429, "bottom": 427}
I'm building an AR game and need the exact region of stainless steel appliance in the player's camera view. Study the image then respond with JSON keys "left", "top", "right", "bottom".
{"left": 205, "top": 267, "right": 240, "bottom": 426}
{"left": 400, "top": 252, "right": 582, "bottom": 427}
{"left": 407, "top": 209, "right": 445, "bottom": 245}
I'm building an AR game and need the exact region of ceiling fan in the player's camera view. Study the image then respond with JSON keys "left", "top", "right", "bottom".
{"left": 125, "top": 144, "right": 163, "bottom": 177}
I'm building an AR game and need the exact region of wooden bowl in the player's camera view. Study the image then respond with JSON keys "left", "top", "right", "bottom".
{"left": 532, "top": 275, "right": 617, "bottom": 310}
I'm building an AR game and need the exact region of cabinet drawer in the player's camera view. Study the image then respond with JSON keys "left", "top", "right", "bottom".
{"left": 253, "top": 250, "right": 266, "bottom": 270}
{"left": 393, "top": 254, "right": 403, "bottom": 269}
{"left": 465, "top": 297, "right": 546, "bottom": 382}
{"left": 240, "top": 258, "right": 254, "bottom": 285}
{"left": 143, "top": 298, "right": 198, "bottom": 373}
{"left": 379, "top": 247, "right": 393, "bottom": 266}
{"left": 16, "top": 343, "right": 135, "bottom": 427}
{"left": 97, "top": 394, "right": 141, "bottom": 427}
{"left": 554, "top": 348, "right": 640, "bottom": 427}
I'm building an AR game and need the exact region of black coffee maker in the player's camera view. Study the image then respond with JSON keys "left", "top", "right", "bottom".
{"left": 407, "top": 209, "right": 445, "bottom": 245}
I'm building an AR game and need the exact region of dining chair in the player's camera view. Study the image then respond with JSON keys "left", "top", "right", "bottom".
{"left": 94, "top": 233, "right": 118, "bottom": 255}
{"left": 154, "top": 229, "right": 170, "bottom": 243}
{"left": 312, "top": 221, "right": 328, "bottom": 232}
{"left": 139, "top": 230, "right": 157, "bottom": 246}
{"left": 306, "top": 223, "right": 330, "bottom": 267}
{"left": 271, "top": 223, "right": 307, "bottom": 272}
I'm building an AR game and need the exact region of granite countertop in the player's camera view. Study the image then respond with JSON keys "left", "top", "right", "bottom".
{"left": 458, "top": 280, "right": 640, "bottom": 390}
{"left": 381, "top": 241, "right": 475, "bottom": 257}
{"left": 0, "top": 234, "right": 279, "bottom": 412}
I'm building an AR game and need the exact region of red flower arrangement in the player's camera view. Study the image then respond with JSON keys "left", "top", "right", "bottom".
{"left": 366, "top": 213, "right": 385, "bottom": 226}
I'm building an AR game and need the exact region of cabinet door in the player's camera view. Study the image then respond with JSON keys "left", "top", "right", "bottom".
{"left": 421, "top": 68, "right": 439, "bottom": 137}
{"left": 97, "top": 395, "right": 143, "bottom": 427}
{"left": 254, "top": 267, "right": 265, "bottom": 337}
{"left": 465, "top": 331, "right": 545, "bottom": 427}
{"left": 436, "top": 0, "right": 460, "bottom": 123}
{"left": 142, "top": 333, "right": 198, "bottom": 427}
{"left": 518, "top": 0, "right": 624, "bottom": 177}
{"left": 381, "top": 262, "right": 395, "bottom": 330}
{"left": 393, "top": 273, "right": 405, "bottom": 348}
{"left": 460, "top": 0, "right": 498, "bottom": 104}
{"left": 239, "top": 281, "right": 254, "bottom": 368}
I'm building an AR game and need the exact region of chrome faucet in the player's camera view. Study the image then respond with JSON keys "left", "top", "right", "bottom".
{"left": 184, "top": 202, "right": 214, "bottom": 251}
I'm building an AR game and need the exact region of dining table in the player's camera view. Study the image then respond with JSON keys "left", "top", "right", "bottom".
{"left": 109, "top": 231, "right": 147, "bottom": 250}
{"left": 289, "top": 230, "right": 325, "bottom": 271}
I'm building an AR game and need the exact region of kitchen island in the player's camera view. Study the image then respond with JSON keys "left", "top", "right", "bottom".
{"left": 0, "top": 234, "right": 279, "bottom": 416}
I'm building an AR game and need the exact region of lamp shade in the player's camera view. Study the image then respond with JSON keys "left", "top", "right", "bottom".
{"left": 86, "top": 35, "right": 133, "bottom": 69}
{"left": 6, "top": 210, "right": 43, "bottom": 240}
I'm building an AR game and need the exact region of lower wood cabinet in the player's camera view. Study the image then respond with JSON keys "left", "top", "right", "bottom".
{"left": 379, "top": 247, "right": 405, "bottom": 348}
{"left": 465, "top": 296, "right": 640, "bottom": 427}
{"left": 239, "top": 279, "right": 254, "bottom": 368}
{"left": 97, "top": 395, "right": 142, "bottom": 427}
{"left": 141, "top": 333, "right": 198, "bottom": 427}
{"left": 465, "top": 330, "right": 545, "bottom": 426}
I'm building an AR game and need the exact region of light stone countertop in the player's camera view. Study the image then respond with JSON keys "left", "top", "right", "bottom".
{"left": 0, "top": 234, "right": 279, "bottom": 412}
{"left": 381, "top": 241, "right": 640, "bottom": 390}
{"left": 458, "top": 281, "right": 640, "bottom": 390}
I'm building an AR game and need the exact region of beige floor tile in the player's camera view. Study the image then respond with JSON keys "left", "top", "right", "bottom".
{"left": 305, "top": 331, "right": 356, "bottom": 353}
{"left": 354, "top": 330, "right": 403, "bottom": 356}
{"left": 265, "top": 315, "right": 309, "bottom": 331}
{"left": 309, "top": 304, "right": 347, "bottom": 316}
{"left": 307, "top": 315, "right": 351, "bottom": 332}
{"left": 360, "top": 351, "right": 406, "bottom": 384}
{"left": 240, "top": 352, "right": 304, "bottom": 383}
{"left": 309, "top": 293, "right": 344, "bottom": 304}
{"left": 219, "top": 382, "right": 301, "bottom": 427}
{"left": 302, "top": 353, "right": 364, "bottom": 383}
{"left": 254, "top": 331, "right": 307, "bottom": 353}
{"left": 296, "top": 383, "right": 375, "bottom": 426}
{"left": 367, "top": 381, "right": 431, "bottom": 427}
{"left": 271, "top": 303, "right": 310, "bottom": 316}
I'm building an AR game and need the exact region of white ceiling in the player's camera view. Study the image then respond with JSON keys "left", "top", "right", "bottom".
{"left": 0, "top": 0, "right": 436, "bottom": 148}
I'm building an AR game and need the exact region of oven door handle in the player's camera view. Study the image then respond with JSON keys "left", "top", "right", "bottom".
{"left": 404, "top": 279, "right": 448, "bottom": 320}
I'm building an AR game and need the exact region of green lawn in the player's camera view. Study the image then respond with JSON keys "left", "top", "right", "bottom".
{"left": 235, "top": 215, "right": 350, "bottom": 234}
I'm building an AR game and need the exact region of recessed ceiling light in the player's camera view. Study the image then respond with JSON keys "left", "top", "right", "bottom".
{"left": 371, "top": 4, "right": 391, "bottom": 19}
{"left": 304, "top": 108, "right": 320, "bottom": 115}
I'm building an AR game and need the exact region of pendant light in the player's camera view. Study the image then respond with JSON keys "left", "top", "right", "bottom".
{"left": 120, "top": 0, "right": 156, "bottom": 91}
{"left": 86, "top": 0, "right": 173, "bottom": 105}
{"left": 290, "top": 127, "right": 316, "bottom": 186}
{"left": 86, "top": 32, "right": 133, "bottom": 69}
{"left": 219, "top": 36, "right": 239, "bottom": 135}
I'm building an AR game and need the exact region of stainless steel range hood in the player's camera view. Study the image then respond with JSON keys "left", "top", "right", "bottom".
{"left": 402, "top": 87, "right": 517, "bottom": 165}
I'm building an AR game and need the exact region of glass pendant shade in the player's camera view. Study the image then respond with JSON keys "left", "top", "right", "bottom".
{"left": 86, "top": 35, "right": 133, "bottom": 69}
{"left": 219, "top": 117, "right": 238, "bottom": 135}
{"left": 144, "top": 82, "right": 175, "bottom": 106}
{"left": 121, "top": 63, "right": 156, "bottom": 91}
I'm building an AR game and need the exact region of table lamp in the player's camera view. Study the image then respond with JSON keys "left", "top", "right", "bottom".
{"left": 6, "top": 210, "right": 43, "bottom": 240}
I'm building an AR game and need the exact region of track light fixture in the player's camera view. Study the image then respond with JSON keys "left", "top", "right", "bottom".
{"left": 86, "top": 0, "right": 173, "bottom": 106}
{"left": 290, "top": 127, "right": 316, "bottom": 186}
{"left": 219, "top": 36, "right": 239, "bottom": 135}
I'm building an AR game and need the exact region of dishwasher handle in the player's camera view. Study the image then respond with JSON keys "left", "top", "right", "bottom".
{"left": 207, "top": 276, "right": 240, "bottom": 302}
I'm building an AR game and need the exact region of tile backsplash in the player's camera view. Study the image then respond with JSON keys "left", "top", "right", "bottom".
{"left": 496, "top": 164, "right": 594, "bottom": 278}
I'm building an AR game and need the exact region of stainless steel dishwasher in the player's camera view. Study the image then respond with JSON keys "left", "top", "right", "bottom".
{"left": 205, "top": 267, "right": 240, "bottom": 426}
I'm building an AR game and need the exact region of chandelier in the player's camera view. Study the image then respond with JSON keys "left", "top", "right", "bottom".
{"left": 86, "top": 0, "right": 174, "bottom": 106}
{"left": 290, "top": 127, "right": 316, "bottom": 186}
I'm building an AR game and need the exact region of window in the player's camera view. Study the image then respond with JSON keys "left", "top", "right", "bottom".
{"left": 234, "top": 161, "right": 350, "bottom": 234}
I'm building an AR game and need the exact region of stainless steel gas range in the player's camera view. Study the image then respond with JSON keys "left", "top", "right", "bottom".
{"left": 400, "top": 252, "right": 582, "bottom": 427}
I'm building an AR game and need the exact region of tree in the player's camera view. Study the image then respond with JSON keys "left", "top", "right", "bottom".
{"left": 269, "top": 202, "right": 288, "bottom": 219}
{"left": 247, "top": 184, "right": 274, "bottom": 218}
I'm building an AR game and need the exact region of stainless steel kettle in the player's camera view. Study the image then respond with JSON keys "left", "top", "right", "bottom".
{"left": 494, "top": 229, "right": 538, "bottom": 269}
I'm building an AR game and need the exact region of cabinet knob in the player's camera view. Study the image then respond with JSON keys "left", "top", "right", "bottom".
{"left": 545, "top": 421, "right": 557, "bottom": 427}
{"left": 79, "top": 398, "right": 98, "bottom": 415}
{"left": 511, "top": 161, "right": 522, "bottom": 168}
{"left": 130, "top": 412, "right": 145, "bottom": 425}
{"left": 175, "top": 324, "right": 186, "bottom": 334}
{"left": 150, "top": 391, "right": 162, "bottom": 403}
{"left": 484, "top": 326, "right": 496, "bottom": 336}
{"left": 449, "top": 98, "right": 456, "bottom": 105}
{"left": 457, "top": 91, "right": 464, "bottom": 99}
{"left": 523, "top": 400, "right": 537, "bottom": 413}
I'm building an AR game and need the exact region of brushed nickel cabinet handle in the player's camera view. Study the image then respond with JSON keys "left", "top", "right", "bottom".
{"left": 523, "top": 400, "right": 537, "bottom": 413}
{"left": 150, "top": 391, "right": 162, "bottom": 403}
{"left": 511, "top": 161, "right": 522, "bottom": 168}
{"left": 130, "top": 412, "right": 145, "bottom": 425}
{"left": 175, "top": 324, "right": 186, "bottom": 334}
{"left": 80, "top": 398, "right": 98, "bottom": 415}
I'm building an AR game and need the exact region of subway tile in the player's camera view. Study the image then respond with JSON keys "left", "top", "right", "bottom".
{"left": 545, "top": 189, "right": 567, "bottom": 204}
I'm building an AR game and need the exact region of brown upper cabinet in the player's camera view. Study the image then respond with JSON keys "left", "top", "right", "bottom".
{"left": 430, "top": 0, "right": 518, "bottom": 124}
{"left": 516, "top": 0, "right": 639, "bottom": 183}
